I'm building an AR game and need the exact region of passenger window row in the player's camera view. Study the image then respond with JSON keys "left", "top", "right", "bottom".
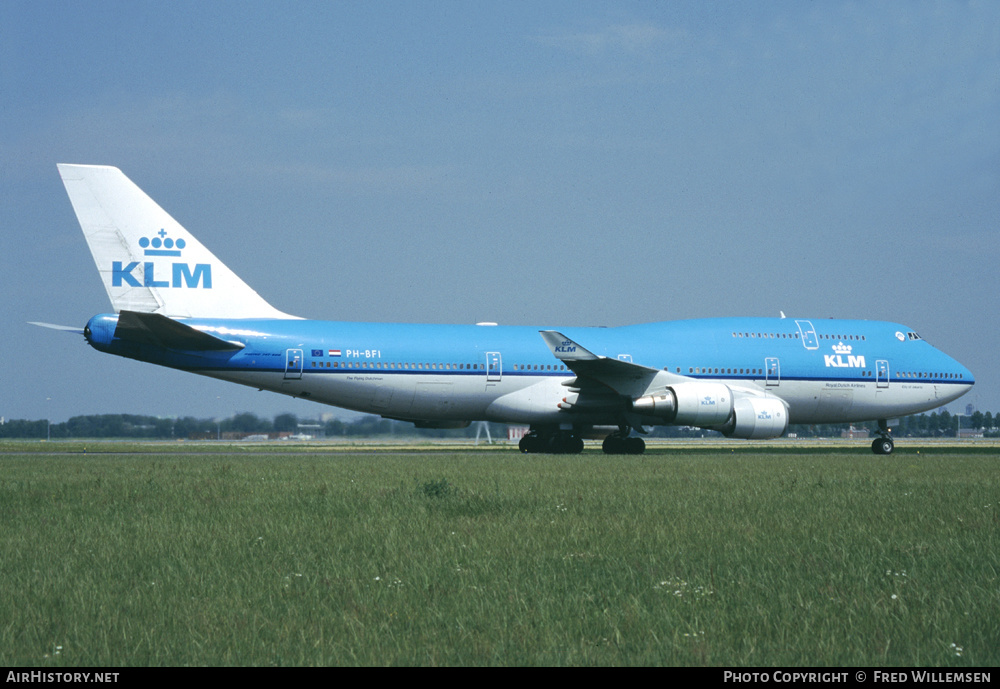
{"left": 311, "top": 361, "right": 486, "bottom": 370}
{"left": 731, "top": 332, "right": 867, "bottom": 341}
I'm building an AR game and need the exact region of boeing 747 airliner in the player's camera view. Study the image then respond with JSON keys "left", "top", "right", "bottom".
{"left": 37, "top": 164, "right": 974, "bottom": 454}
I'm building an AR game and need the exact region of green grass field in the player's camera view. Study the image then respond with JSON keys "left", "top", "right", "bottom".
{"left": 1, "top": 442, "right": 997, "bottom": 666}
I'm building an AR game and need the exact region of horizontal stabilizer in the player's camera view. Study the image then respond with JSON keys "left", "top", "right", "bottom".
{"left": 114, "top": 310, "right": 244, "bottom": 351}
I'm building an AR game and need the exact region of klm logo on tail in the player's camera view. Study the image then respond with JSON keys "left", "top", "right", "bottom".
{"left": 111, "top": 230, "right": 212, "bottom": 289}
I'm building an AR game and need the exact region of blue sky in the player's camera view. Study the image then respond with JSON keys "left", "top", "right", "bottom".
{"left": 3, "top": 1, "right": 998, "bottom": 423}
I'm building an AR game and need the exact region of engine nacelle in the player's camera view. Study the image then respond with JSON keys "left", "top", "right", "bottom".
{"left": 717, "top": 397, "right": 789, "bottom": 439}
{"left": 632, "top": 382, "right": 734, "bottom": 426}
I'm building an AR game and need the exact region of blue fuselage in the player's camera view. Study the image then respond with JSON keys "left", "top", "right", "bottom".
{"left": 84, "top": 314, "right": 973, "bottom": 427}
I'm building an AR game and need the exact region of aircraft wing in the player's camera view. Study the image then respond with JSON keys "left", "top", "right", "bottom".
{"left": 539, "top": 330, "right": 678, "bottom": 398}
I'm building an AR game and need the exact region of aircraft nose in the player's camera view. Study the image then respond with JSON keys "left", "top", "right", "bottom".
{"left": 954, "top": 355, "right": 974, "bottom": 386}
{"left": 941, "top": 355, "right": 974, "bottom": 403}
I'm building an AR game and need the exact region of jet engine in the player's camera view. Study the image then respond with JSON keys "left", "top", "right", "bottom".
{"left": 716, "top": 396, "right": 789, "bottom": 439}
{"left": 631, "top": 382, "right": 734, "bottom": 426}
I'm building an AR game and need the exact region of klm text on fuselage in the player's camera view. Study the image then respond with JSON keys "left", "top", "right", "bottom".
{"left": 824, "top": 354, "right": 866, "bottom": 368}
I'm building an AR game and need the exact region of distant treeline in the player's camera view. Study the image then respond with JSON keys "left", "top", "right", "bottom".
{"left": 788, "top": 410, "right": 999, "bottom": 439}
{"left": 0, "top": 413, "right": 504, "bottom": 440}
{"left": 1, "top": 410, "right": 997, "bottom": 440}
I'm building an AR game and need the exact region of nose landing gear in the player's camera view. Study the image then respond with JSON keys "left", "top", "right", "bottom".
{"left": 872, "top": 419, "right": 894, "bottom": 455}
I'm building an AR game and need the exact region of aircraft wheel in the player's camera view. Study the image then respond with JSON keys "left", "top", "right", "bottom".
{"left": 625, "top": 437, "right": 646, "bottom": 455}
{"left": 521, "top": 432, "right": 583, "bottom": 454}
{"left": 546, "top": 434, "right": 562, "bottom": 453}
{"left": 603, "top": 434, "right": 645, "bottom": 455}
{"left": 520, "top": 434, "right": 545, "bottom": 454}
{"left": 871, "top": 438, "right": 894, "bottom": 455}
{"left": 549, "top": 432, "right": 584, "bottom": 454}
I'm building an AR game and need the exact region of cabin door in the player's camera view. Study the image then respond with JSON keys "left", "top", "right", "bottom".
{"left": 284, "top": 349, "right": 303, "bottom": 380}
{"left": 795, "top": 320, "right": 819, "bottom": 350}
{"left": 485, "top": 352, "right": 502, "bottom": 382}
{"left": 765, "top": 357, "right": 780, "bottom": 387}
{"left": 876, "top": 359, "right": 890, "bottom": 388}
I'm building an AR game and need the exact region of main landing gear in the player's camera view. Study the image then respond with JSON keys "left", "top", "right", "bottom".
{"left": 871, "top": 419, "right": 894, "bottom": 455}
{"left": 519, "top": 429, "right": 585, "bottom": 454}
{"left": 600, "top": 421, "right": 646, "bottom": 455}
{"left": 602, "top": 431, "right": 645, "bottom": 455}
{"left": 517, "top": 426, "right": 647, "bottom": 455}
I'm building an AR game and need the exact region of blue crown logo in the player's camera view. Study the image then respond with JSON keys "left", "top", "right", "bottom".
{"left": 139, "top": 229, "right": 186, "bottom": 257}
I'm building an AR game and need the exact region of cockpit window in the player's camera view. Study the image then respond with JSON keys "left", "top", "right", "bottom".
{"left": 907, "top": 332, "right": 922, "bottom": 340}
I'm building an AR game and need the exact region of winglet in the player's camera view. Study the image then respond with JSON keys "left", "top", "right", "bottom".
{"left": 539, "top": 331, "right": 601, "bottom": 361}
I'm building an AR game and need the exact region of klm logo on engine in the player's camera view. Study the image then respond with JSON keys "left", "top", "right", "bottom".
{"left": 701, "top": 396, "right": 717, "bottom": 406}
{"left": 111, "top": 230, "right": 212, "bottom": 289}
{"left": 824, "top": 342, "right": 865, "bottom": 368}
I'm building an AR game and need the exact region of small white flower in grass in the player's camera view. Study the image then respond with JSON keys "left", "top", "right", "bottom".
{"left": 891, "top": 594, "right": 898, "bottom": 600}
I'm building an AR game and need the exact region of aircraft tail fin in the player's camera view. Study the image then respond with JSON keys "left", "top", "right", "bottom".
{"left": 57, "top": 164, "right": 298, "bottom": 320}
